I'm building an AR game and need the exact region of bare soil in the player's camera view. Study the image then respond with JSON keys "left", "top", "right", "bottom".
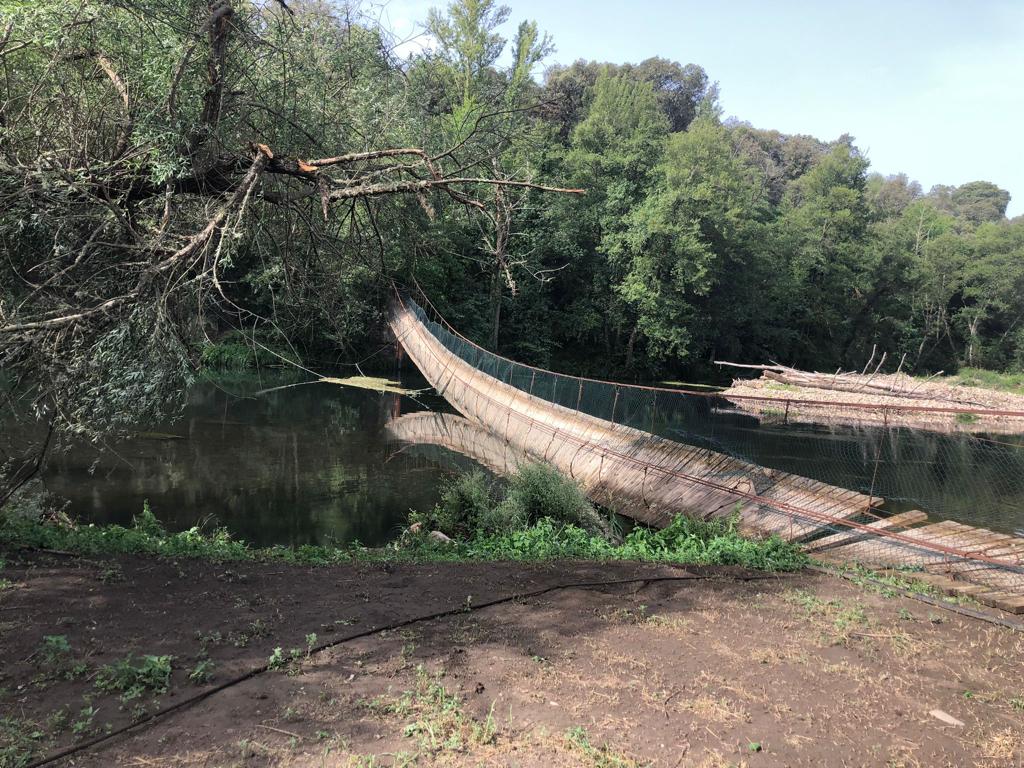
{"left": 2, "top": 551, "right": 1023, "bottom": 767}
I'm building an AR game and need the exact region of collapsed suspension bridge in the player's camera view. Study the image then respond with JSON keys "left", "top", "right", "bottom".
{"left": 388, "top": 293, "right": 1024, "bottom": 612}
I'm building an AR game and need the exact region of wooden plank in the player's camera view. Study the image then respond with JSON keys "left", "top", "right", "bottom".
{"left": 805, "top": 510, "right": 929, "bottom": 553}
{"left": 972, "top": 591, "right": 1024, "bottom": 614}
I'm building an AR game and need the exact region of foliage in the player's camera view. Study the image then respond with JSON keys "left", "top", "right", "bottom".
{"left": 187, "top": 659, "right": 215, "bottom": 685}
{"left": 1, "top": 494, "right": 805, "bottom": 572}
{"left": 0, "top": 716, "right": 43, "bottom": 768}
{"left": 368, "top": 665, "right": 497, "bottom": 753}
{"left": 198, "top": 332, "right": 296, "bottom": 371}
{"left": 95, "top": 654, "right": 173, "bottom": 702}
{"left": 946, "top": 367, "right": 1024, "bottom": 394}
{"left": 493, "top": 463, "right": 607, "bottom": 535}
{"left": 564, "top": 726, "right": 638, "bottom": 768}
{"left": 409, "top": 470, "right": 497, "bottom": 540}
{"left": 411, "top": 463, "right": 608, "bottom": 538}
{"left": 2, "top": 0, "right": 1022, "bottom": 442}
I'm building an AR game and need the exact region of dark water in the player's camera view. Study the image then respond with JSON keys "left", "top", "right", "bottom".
{"left": 647, "top": 396, "right": 1024, "bottom": 536}
{"left": 6, "top": 370, "right": 1024, "bottom": 545}
{"left": 18, "top": 373, "right": 458, "bottom": 547}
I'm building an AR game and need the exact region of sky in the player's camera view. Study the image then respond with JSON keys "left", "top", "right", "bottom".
{"left": 377, "top": 0, "right": 1024, "bottom": 216}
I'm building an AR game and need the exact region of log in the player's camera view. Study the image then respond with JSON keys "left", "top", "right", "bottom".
{"left": 760, "top": 371, "right": 985, "bottom": 407}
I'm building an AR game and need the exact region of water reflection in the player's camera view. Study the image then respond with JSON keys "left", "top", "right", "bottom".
{"left": 620, "top": 394, "right": 1024, "bottom": 536}
{"left": 5, "top": 369, "right": 1023, "bottom": 544}
{"left": 12, "top": 373, "right": 455, "bottom": 547}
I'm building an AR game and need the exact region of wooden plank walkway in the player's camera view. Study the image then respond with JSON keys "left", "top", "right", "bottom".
{"left": 390, "top": 298, "right": 1024, "bottom": 612}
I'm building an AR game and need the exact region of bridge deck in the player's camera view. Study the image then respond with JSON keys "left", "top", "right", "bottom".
{"left": 389, "top": 298, "right": 1024, "bottom": 611}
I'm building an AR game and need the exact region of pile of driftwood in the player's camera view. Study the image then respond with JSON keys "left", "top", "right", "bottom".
{"left": 715, "top": 352, "right": 1024, "bottom": 433}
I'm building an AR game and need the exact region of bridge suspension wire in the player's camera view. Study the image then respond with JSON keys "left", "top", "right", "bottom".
{"left": 390, "top": 290, "right": 1024, "bottom": 609}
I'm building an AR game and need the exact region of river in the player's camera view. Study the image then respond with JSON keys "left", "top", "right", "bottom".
{"left": 5, "top": 371, "right": 1024, "bottom": 543}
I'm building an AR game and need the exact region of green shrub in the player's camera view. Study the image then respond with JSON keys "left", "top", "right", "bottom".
{"left": 95, "top": 655, "right": 173, "bottom": 702}
{"left": 493, "top": 463, "right": 607, "bottom": 536}
{"left": 414, "top": 464, "right": 608, "bottom": 539}
{"left": 0, "top": 496, "right": 806, "bottom": 573}
{"left": 198, "top": 331, "right": 300, "bottom": 371}
{"left": 410, "top": 471, "right": 496, "bottom": 540}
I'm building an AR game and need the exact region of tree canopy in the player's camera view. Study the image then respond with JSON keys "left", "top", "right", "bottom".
{"left": 1, "top": 0, "right": 1020, "bottom": 439}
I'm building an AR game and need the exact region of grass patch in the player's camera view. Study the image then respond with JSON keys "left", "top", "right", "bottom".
{"left": 366, "top": 665, "right": 496, "bottom": 753}
{"left": 940, "top": 367, "right": 1024, "bottom": 395}
{"left": 564, "top": 726, "right": 638, "bottom": 767}
{"left": 2, "top": 468, "right": 807, "bottom": 572}
{"left": 0, "top": 717, "right": 45, "bottom": 768}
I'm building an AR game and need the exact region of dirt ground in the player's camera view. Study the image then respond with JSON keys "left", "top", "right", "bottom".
{"left": 2, "top": 551, "right": 1023, "bottom": 768}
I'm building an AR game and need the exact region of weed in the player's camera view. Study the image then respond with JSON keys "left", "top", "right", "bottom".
{"left": 268, "top": 647, "right": 286, "bottom": 670}
{"left": 45, "top": 709, "right": 67, "bottom": 734}
{"left": 195, "top": 630, "right": 223, "bottom": 651}
{"left": 305, "top": 632, "right": 318, "bottom": 656}
{"left": 188, "top": 659, "right": 215, "bottom": 684}
{"left": 95, "top": 655, "right": 172, "bottom": 702}
{"left": 97, "top": 564, "right": 124, "bottom": 583}
{"left": 368, "top": 665, "right": 496, "bottom": 753}
{"left": 71, "top": 706, "right": 96, "bottom": 736}
{"left": 35, "top": 635, "right": 86, "bottom": 681}
{"left": 1010, "top": 698, "right": 1024, "bottom": 711}
{"left": 564, "top": 726, "right": 637, "bottom": 767}
{"left": 0, "top": 717, "right": 44, "bottom": 768}
{"left": 39, "top": 635, "right": 71, "bottom": 667}
{"left": 784, "top": 590, "right": 870, "bottom": 643}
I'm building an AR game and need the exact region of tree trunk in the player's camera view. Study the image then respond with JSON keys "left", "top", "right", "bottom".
{"left": 489, "top": 267, "right": 501, "bottom": 349}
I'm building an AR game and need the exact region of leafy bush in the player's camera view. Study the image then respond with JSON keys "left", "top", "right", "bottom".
{"left": 412, "top": 464, "right": 609, "bottom": 539}
{"left": 493, "top": 463, "right": 608, "bottom": 536}
{"left": 199, "top": 332, "right": 300, "bottom": 371}
{"left": 410, "top": 471, "right": 496, "bottom": 540}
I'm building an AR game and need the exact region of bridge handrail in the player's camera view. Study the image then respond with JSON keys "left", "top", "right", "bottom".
{"left": 399, "top": 286, "right": 1024, "bottom": 421}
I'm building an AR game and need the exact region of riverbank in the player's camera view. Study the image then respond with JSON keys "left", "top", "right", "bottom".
{"left": 2, "top": 546, "right": 1022, "bottom": 767}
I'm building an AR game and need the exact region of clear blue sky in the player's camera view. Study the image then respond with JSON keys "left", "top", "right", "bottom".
{"left": 383, "top": 0, "right": 1024, "bottom": 216}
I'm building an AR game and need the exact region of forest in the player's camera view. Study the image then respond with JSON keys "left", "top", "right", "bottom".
{"left": 1, "top": 0, "right": 1022, "bottom": 435}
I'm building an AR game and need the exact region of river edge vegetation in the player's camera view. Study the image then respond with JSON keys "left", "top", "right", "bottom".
{"left": 0, "top": 464, "right": 807, "bottom": 572}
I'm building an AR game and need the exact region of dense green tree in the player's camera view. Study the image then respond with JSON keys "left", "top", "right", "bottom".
{"left": 615, "top": 115, "right": 767, "bottom": 365}
{"left": 2, "top": 0, "right": 1022, "bottom": 457}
